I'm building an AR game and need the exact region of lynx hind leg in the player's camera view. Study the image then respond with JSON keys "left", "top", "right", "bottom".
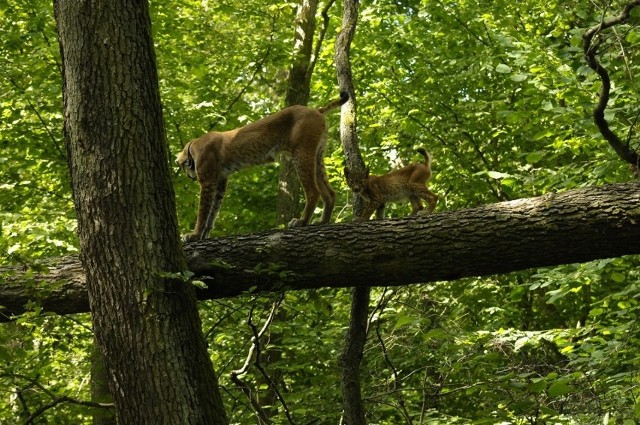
{"left": 315, "top": 149, "right": 336, "bottom": 224}
{"left": 413, "top": 185, "right": 438, "bottom": 214}
{"left": 374, "top": 204, "right": 386, "bottom": 220}
{"left": 288, "top": 151, "right": 321, "bottom": 227}
{"left": 409, "top": 196, "right": 424, "bottom": 215}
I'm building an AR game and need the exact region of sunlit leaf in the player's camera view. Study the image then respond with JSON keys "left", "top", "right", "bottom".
{"left": 496, "top": 63, "right": 512, "bottom": 73}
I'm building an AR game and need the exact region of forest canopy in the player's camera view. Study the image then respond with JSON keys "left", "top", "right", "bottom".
{"left": 1, "top": 0, "right": 640, "bottom": 423}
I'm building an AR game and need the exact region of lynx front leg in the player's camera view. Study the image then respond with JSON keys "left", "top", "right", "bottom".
{"left": 183, "top": 181, "right": 217, "bottom": 242}
{"left": 201, "top": 177, "right": 227, "bottom": 238}
{"left": 355, "top": 201, "right": 381, "bottom": 222}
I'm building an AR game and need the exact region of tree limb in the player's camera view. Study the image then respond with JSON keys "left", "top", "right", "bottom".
{"left": 230, "top": 301, "right": 282, "bottom": 425}
{"left": 583, "top": 0, "right": 640, "bottom": 168}
{"left": 2, "top": 181, "right": 640, "bottom": 321}
{"left": 3, "top": 373, "right": 114, "bottom": 425}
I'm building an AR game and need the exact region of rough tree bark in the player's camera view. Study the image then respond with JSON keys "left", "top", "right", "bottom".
{"left": 2, "top": 181, "right": 640, "bottom": 319}
{"left": 53, "top": 1, "right": 228, "bottom": 423}
{"left": 335, "top": 0, "right": 365, "bottom": 189}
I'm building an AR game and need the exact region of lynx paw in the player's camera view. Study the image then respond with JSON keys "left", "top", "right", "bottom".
{"left": 182, "top": 233, "right": 201, "bottom": 243}
{"left": 288, "top": 218, "right": 307, "bottom": 227}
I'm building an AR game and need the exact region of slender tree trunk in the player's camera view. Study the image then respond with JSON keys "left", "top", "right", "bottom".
{"left": 335, "top": 1, "right": 369, "bottom": 423}
{"left": 335, "top": 0, "right": 366, "bottom": 217}
{"left": 53, "top": 1, "right": 228, "bottom": 423}
{"left": 285, "top": 0, "right": 317, "bottom": 107}
{"left": 339, "top": 287, "right": 369, "bottom": 425}
{"left": 582, "top": 1, "right": 640, "bottom": 169}
{"left": 275, "top": 0, "right": 321, "bottom": 227}
{"left": 259, "top": 1, "right": 321, "bottom": 420}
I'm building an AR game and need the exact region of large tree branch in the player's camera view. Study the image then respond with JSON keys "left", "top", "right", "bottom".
{"left": 2, "top": 181, "right": 640, "bottom": 321}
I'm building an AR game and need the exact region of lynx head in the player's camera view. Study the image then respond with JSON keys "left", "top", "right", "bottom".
{"left": 176, "top": 142, "right": 197, "bottom": 180}
{"left": 344, "top": 166, "right": 370, "bottom": 194}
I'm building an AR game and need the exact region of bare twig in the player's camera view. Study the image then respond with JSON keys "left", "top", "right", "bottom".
{"left": 374, "top": 321, "right": 412, "bottom": 424}
{"left": 7, "top": 78, "right": 65, "bottom": 160}
{"left": 2, "top": 373, "right": 113, "bottom": 424}
{"left": 26, "top": 396, "right": 113, "bottom": 424}
{"left": 247, "top": 297, "right": 295, "bottom": 425}
{"left": 230, "top": 296, "right": 292, "bottom": 424}
{"left": 208, "top": 13, "right": 279, "bottom": 131}
{"left": 582, "top": 0, "right": 640, "bottom": 169}
{"left": 433, "top": 0, "right": 490, "bottom": 47}
{"left": 308, "top": 0, "right": 337, "bottom": 80}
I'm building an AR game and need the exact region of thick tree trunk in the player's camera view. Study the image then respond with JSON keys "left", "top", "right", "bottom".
{"left": 53, "top": 1, "right": 228, "bottom": 424}
{"left": 4, "top": 181, "right": 639, "bottom": 318}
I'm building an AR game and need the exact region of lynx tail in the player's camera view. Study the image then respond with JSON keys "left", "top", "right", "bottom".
{"left": 317, "top": 91, "right": 349, "bottom": 114}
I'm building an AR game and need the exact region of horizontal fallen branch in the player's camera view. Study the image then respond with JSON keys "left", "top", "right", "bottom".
{"left": 1, "top": 181, "right": 639, "bottom": 321}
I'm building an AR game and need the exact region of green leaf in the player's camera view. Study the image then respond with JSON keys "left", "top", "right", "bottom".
{"left": 610, "top": 271, "right": 625, "bottom": 283}
{"left": 487, "top": 171, "right": 513, "bottom": 179}
{"left": 527, "top": 379, "right": 547, "bottom": 393}
{"left": 423, "top": 328, "right": 448, "bottom": 340}
{"left": 395, "top": 312, "right": 413, "bottom": 328}
{"left": 589, "top": 307, "right": 604, "bottom": 317}
{"left": 526, "top": 151, "right": 544, "bottom": 163}
{"left": 495, "top": 63, "right": 512, "bottom": 73}
{"left": 548, "top": 381, "right": 573, "bottom": 397}
{"left": 191, "top": 280, "right": 208, "bottom": 289}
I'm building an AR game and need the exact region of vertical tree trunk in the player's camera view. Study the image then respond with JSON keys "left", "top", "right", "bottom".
{"left": 275, "top": 0, "right": 319, "bottom": 227}
{"left": 335, "top": 0, "right": 366, "bottom": 217}
{"left": 261, "top": 1, "right": 321, "bottom": 419}
{"left": 53, "top": 1, "right": 228, "bottom": 423}
{"left": 335, "top": 1, "right": 369, "bottom": 424}
{"left": 285, "top": 0, "right": 318, "bottom": 106}
{"left": 335, "top": 0, "right": 364, "bottom": 173}
{"left": 339, "top": 287, "right": 369, "bottom": 425}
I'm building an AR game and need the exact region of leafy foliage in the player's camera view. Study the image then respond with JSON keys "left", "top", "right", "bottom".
{"left": 1, "top": 0, "right": 639, "bottom": 423}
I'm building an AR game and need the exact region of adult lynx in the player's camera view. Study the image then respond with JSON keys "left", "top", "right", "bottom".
{"left": 176, "top": 92, "right": 348, "bottom": 241}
